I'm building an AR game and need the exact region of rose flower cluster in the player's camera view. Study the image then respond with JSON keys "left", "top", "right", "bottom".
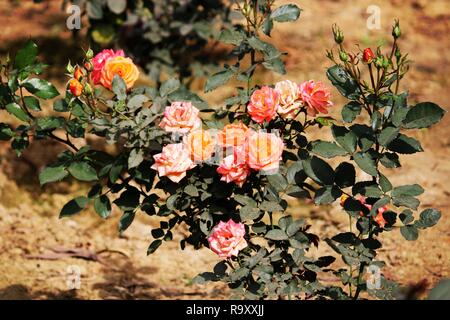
{"left": 68, "top": 49, "right": 139, "bottom": 96}
{"left": 150, "top": 78, "right": 333, "bottom": 258}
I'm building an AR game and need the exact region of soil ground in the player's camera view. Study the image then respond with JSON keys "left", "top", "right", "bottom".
{"left": 0, "top": 0, "right": 449, "bottom": 299}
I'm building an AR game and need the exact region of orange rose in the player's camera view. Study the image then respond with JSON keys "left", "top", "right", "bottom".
{"left": 217, "top": 122, "right": 249, "bottom": 147}
{"left": 151, "top": 143, "right": 196, "bottom": 183}
{"left": 100, "top": 56, "right": 139, "bottom": 90}
{"left": 184, "top": 129, "right": 216, "bottom": 162}
{"left": 247, "top": 86, "right": 279, "bottom": 124}
{"left": 245, "top": 131, "right": 284, "bottom": 173}
{"left": 69, "top": 79, "right": 83, "bottom": 97}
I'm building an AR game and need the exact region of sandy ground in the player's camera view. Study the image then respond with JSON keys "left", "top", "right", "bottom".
{"left": 0, "top": 0, "right": 449, "bottom": 299}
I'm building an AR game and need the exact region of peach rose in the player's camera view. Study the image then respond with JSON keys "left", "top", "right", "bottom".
{"left": 151, "top": 143, "right": 196, "bottom": 183}
{"left": 217, "top": 122, "right": 249, "bottom": 147}
{"left": 217, "top": 148, "right": 250, "bottom": 187}
{"left": 208, "top": 219, "right": 247, "bottom": 258}
{"left": 359, "top": 197, "right": 388, "bottom": 228}
{"left": 274, "top": 80, "right": 302, "bottom": 119}
{"left": 245, "top": 131, "right": 284, "bottom": 173}
{"left": 247, "top": 86, "right": 279, "bottom": 124}
{"left": 299, "top": 80, "right": 333, "bottom": 116}
{"left": 159, "top": 101, "right": 202, "bottom": 134}
{"left": 100, "top": 56, "right": 140, "bottom": 90}
{"left": 69, "top": 79, "right": 83, "bottom": 97}
{"left": 91, "top": 49, "right": 125, "bottom": 85}
{"left": 184, "top": 129, "right": 216, "bottom": 162}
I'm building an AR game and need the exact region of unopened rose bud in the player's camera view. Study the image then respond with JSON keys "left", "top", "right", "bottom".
{"left": 86, "top": 48, "right": 94, "bottom": 60}
{"left": 69, "top": 79, "right": 83, "bottom": 97}
{"left": 332, "top": 24, "right": 344, "bottom": 44}
{"left": 392, "top": 20, "right": 401, "bottom": 39}
{"left": 84, "top": 61, "right": 93, "bottom": 72}
{"left": 395, "top": 47, "right": 402, "bottom": 60}
{"left": 362, "top": 48, "right": 375, "bottom": 64}
{"left": 375, "top": 56, "right": 384, "bottom": 69}
{"left": 66, "top": 61, "right": 74, "bottom": 74}
{"left": 74, "top": 66, "right": 83, "bottom": 81}
{"left": 339, "top": 50, "right": 349, "bottom": 62}
{"left": 83, "top": 83, "right": 93, "bottom": 95}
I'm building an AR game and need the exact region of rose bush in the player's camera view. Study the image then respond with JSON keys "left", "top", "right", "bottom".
{"left": 0, "top": 1, "right": 446, "bottom": 300}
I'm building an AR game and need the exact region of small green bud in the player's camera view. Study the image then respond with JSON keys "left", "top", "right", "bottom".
{"left": 332, "top": 24, "right": 344, "bottom": 44}
{"left": 83, "top": 83, "right": 93, "bottom": 95}
{"left": 339, "top": 50, "right": 349, "bottom": 62}
{"left": 66, "top": 61, "right": 75, "bottom": 74}
{"left": 375, "top": 56, "right": 384, "bottom": 69}
{"left": 392, "top": 20, "right": 401, "bottom": 39}
{"left": 86, "top": 48, "right": 94, "bottom": 60}
{"left": 382, "top": 56, "right": 390, "bottom": 69}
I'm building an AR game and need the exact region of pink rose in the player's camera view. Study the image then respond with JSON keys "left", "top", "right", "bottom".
{"left": 151, "top": 143, "right": 196, "bottom": 183}
{"left": 91, "top": 49, "right": 125, "bottom": 85}
{"left": 245, "top": 131, "right": 284, "bottom": 173}
{"left": 208, "top": 219, "right": 248, "bottom": 258}
{"left": 159, "top": 101, "right": 202, "bottom": 134}
{"left": 299, "top": 80, "right": 333, "bottom": 116}
{"left": 274, "top": 80, "right": 302, "bottom": 119}
{"left": 217, "top": 148, "right": 250, "bottom": 187}
{"left": 247, "top": 86, "right": 279, "bottom": 124}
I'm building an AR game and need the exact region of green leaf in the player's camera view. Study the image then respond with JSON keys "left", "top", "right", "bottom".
{"left": 184, "top": 185, "right": 199, "bottom": 197}
{"left": 265, "top": 229, "right": 289, "bottom": 241}
{"left": 68, "top": 162, "right": 98, "bottom": 182}
{"left": 240, "top": 205, "right": 261, "bottom": 221}
{"left": 335, "top": 162, "right": 356, "bottom": 188}
{"left": 391, "top": 184, "right": 424, "bottom": 197}
{"left": 379, "top": 173, "right": 393, "bottom": 192}
{"left": 86, "top": 0, "right": 103, "bottom": 19}
{"left": 353, "top": 152, "right": 378, "bottom": 176}
{"left": 94, "top": 195, "right": 111, "bottom": 219}
{"left": 303, "top": 156, "right": 334, "bottom": 185}
{"left": 14, "top": 41, "right": 38, "bottom": 69}
{"left": 387, "top": 134, "right": 423, "bottom": 154}
{"left": 326, "top": 65, "right": 360, "bottom": 100}
{"left": 23, "top": 96, "right": 41, "bottom": 111}
{"left": 107, "top": 0, "right": 126, "bottom": 14}
{"left": 112, "top": 75, "right": 127, "bottom": 100}
{"left": 53, "top": 99, "right": 69, "bottom": 112}
{"left": 39, "top": 166, "right": 68, "bottom": 185}
{"left": 267, "top": 173, "right": 288, "bottom": 192}
{"left": 147, "top": 239, "right": 162, "bottom": 255}
{"left": 5, "top": 103, "right": 30, "bottom": 122}
{"left": 310, "top": 141, "right": 347, "bottom": 158}
{"left": 331, "top": 125, "right": 357, "bottom": 153}
{"left": 415, "top": 209, "right": 441, "bottom": 229}
{"left": 314, "top": 186, "right": 342, "bottom": 204}
{"left": 427, "top": 279, "right": 450, "bottom": 300}
{"left": 218, "top": 28, "right": 246, "bottom": 45}
{"left": 0, "top": 123, "right": 14, "bottom": 140}
{"left": 160, "top": 78, "right": 180, "bottom": 97}
{"left": 234, "top": 194, "right": 257, "bottom": 207}
{"left": 22, "top": 78, "right": 59, "bottom": 99}
{"left": 118, "top": 211, "right": 135, "bottom": 232}
{"left": 36, "top": 117, "right": 64, "bottom": 131}
{"left": 260, "top": 201, "right": 283, "bottom": 212}
{"left": 380, "top": 152, "right": 400, "bottom": 168}
{"left": 378, "top": 126, "right": 399, "bottom": 147}
{"left": 270, "top": 4, "right": 301, "bottom": 22}
{"left": 60, "top": 196, "right": 88, "bottom": 218}
{"left": 128, "top": 148, "right": 144, "bottom": 169}
{"left": 342, "top": 102, "right": 362, "bottom": 123}
{"left": 400, "top": 225, "right": 419, "bottom": 241}
{"left": 392, "top": 196, "right": 420, "bottom": 210}
{"left": 205, "top": 69, "right": 235, "bottom": 93}
{"left": 403, "top": 102, "right": 446, "bottom": 129}
{"left": 114, "top": 187, "right": 141, "bottom": 211}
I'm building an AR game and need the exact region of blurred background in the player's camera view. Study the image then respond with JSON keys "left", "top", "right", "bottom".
{"left": 0, "top": 0, "right": 448, "bottom": 299}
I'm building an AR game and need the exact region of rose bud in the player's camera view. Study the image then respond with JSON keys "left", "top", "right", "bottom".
{"left": 363, "top": 48, "right": 375, "bottom": 64}
{"left": 69, "top": 79, "right": 83, "bottom": 97}
{"left": 84, "top": 61, "right": 93, "bottom": 72}
{"left": 74, "top": 66, "right": 83, "bottom": 81}
{"left": 339, "top": 50, "right": 349, "bottom": 62}
{"left": 83, "top": 83, "right": 93, "bottom": 95}
{"left": 86, "top": 48, "right": 94, "bottom": 60}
